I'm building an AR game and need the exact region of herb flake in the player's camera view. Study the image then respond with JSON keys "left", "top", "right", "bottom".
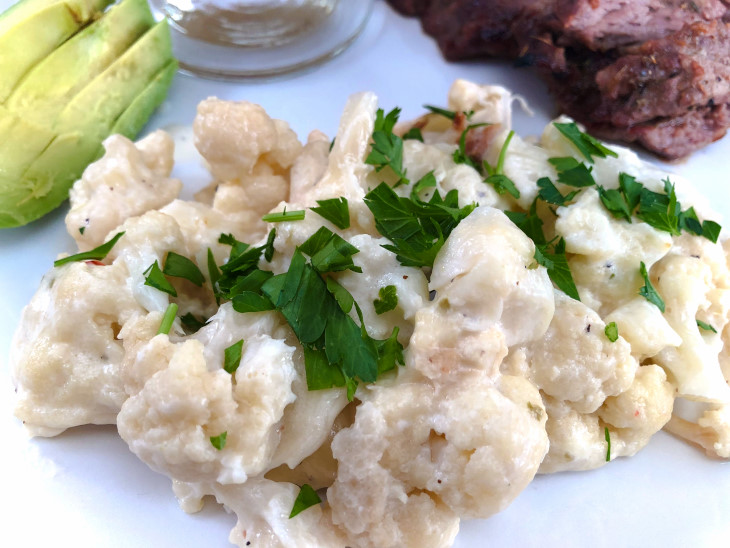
{"left": 54, "top": 231, "right": 125, "bottom": 267}
{"left": 289, "top": 484, "right": 321, "bottom": 518}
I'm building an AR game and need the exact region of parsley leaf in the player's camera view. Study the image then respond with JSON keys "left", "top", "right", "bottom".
{"left": 365, "top": 182, "right": 475, "bottom": 268}
{"left": 54, "top": 231, "right": 125, "bottom": 267}
{"left": 604, "top": 322, "right": 619, "bottom": 342}
{"left": 157, "top": 303, "right": 178, "bottom": 335}
{"left": 452, "top": 123, "right": 489, "bottom": 169}
{"left": 144, "top": 261, "right": 177, "bottom": 296}
{"left": 209, "top": 431, "right": 227, "bottom": 451}
{"left": 410, "top": 171, "right": 438, "bottom": 200}
{"left": 326, "top": 277, "right": 355, "bottom": 313}
{"left": 374, "top": 285, "right": 398, "bottom": 314}
{"left": 639, "top": 261, "right": 665, "bottom": 312}
{"left": 207, "top": 248, "right": 222, "bottom": 303}
{"left": 180, "top": 312, "right": 207, "bottom": 333}
{"left": 299, "top": 226, "right": 362, "bottom": 273}
{"left": 548, "top": 157, "right": 596, "bottom": 187}
{"left": 262, "top": 209, "right": 306, "bottom": 223}
{"left": 697, "top": 319, "right": 717, "bottom": 333}
{"left": 402, "top": 127, "right": 424, "bottom": 142}
{"left": 163, "top": 252, "right": 205, "bottom": 286}
{"left": 264, "top": 229, "right": 277, "bottom": 262}
{"left": 366, "top": 107, "right": 408, "bottom": 186}
{"left": 311, "top": 197, "right": 350, "bottom": 229}
{"left": 538, "top": 177, "right": 578, "bottom": 206}
{"left": 289, "top": 484, "right": 321, "bottom": 518}
{"left": 504, "top": 200, "right": 547, "bottom": 245}
{"left": 636, "top": 182, "right": 680, "bottom": 236}
{"left": 553, "top": 122, "right": 618, "bottom": 162}
{"left": 483, "top": 131, "right": 520, "bottom": 199}
{"left": 223, "top": 339, "right": 244, "bottom": 374}
{"left": 535, "top": 238, "right": 580, "bottom": 301}
{"left": 423, "top": 104, "right": 457, "bottom": 120}
{"left": 702, "top": 220, "right": 722, "bottom": 244}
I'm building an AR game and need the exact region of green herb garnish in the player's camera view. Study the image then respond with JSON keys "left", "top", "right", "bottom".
{"left": 223, "top": 339, "right": 244, "bottom": 374}
{"left": 311, "top": 197, "right": 350, "bottom": 229}
{"left": 180, "top": 312, "right": 207, "bottom": 333}
{"left": 289, "top": 484, "right": 321, "bottom": 518}
{"left": 53, "top": 231, "right": 125, "bottom": 267}
{"left": 604, "top": 427, "right": 611, "bottom": 462}
{"left": 483, "top": 130, "right": 520, "bottom": 198}
{"left": 548, "top": 157, "right": 596, "bottom": 188}
{"left": 262, "top": 209, "right": 306, "bottom": 223}
{"left": 604, "top": 322, "right": 619, "bottom": 342}
{"left": 365, "top": 107, "right": 408, "bottom": 187}
{"left": 553, "top": 122, "right": 618, "bottom": 163}
{"left": 410, "top": 171, "right": 438, "bottom": 200}
{"left": 697, "top": 320, "right": 717, "bottom": 333}
{"left": 144, "top": 261, "right": 177, "bottom": 296}
{"left": 452, "top": 123, "right": 489, "bottom": 169}
{"left": 163, "top": 252, "right": 205, "bottom": 286}
{"left": 209, "top": 431, "right": 227, "bottom": 451}
{"left": 402, "top": 127, "right": 424, "bottom": 142}
{"left": 373, "top": 285, "right": 398, "bottom": 315}
{"left": 639, "top": 261, "right": 665, "bottom": 312}
{"left": 157, "top": 303, "right": 178, "bottom": 335}
{"left": 537, "top": 177, "right": 578, "bottom": 206}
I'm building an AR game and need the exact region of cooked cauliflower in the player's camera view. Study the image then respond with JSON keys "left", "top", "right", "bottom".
{"left": 11, "top": 81, "right": 730, "bottom": 548}
{"left": 66, "top": 130, "right": 182, "bottom": 250}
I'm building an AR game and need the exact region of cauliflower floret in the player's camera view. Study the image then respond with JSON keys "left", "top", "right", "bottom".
{"left": 430, "top": 206, "right": 555, "bottom": 347}
{"left": 118, "top": 332, "right": 297, "bottom": 484}
{"left": 665, "top": 405, "right": 730, "bottom": 459}
{"left": 539, "top": 364, "right": 674, "bottom": 472}
{"left": 10, "top": 259, "right": 146, "bottom": 436}
{"left": 555, "top": 188, "right": 673, "bottom": 314}
{"left": 604, "top": 298, "right": 682, "bottom": 361}
{"left": 525, "top": 291, "right": 638, "bottom": 414}
{"left": 66, "top": 131, "right": 182, "bottom": 250}
{"left": 288, "top": 130, "right": 330, "bottom": 204}
{"left": 652, "top": 252, "right": 730, "bottom": 403}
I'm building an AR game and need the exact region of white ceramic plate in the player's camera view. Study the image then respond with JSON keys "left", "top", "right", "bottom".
{"left": 1, "top": 2, "right": 729, "bottom": 546}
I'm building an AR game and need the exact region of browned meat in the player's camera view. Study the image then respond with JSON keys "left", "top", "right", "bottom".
{"left": 388, "top": 0, "right": 730, "bottom": 159}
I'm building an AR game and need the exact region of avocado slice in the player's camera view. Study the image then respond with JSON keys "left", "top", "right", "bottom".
{"left": 0, "top": 21, "right": 175, "bottom": 228}
{"left": 6, "top": 0, "right": 154, "bottom": 126}
{"left": 108, "top": 59, "right": 177, "bottom": 141}
{"left": 0, "top": 105, "right": 55, "bottom": 178}
{"left": 0, "top": 0, "right": 113, "bottom": 102}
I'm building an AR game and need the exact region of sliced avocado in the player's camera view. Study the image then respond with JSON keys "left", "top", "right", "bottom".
{"left": 0, "top": 105, "right": 55, "bottom": 179}
{"left": 6, "top": 0, "right": 154, "bottom": 125}
{"left": 0, "top": 21, "right": 175, "bottom": 228}
{"left": 109, "top": 59, "right": 177, "bottom": 141}
{"left": 0, "top": 0, "right": 113, "bottom": 102}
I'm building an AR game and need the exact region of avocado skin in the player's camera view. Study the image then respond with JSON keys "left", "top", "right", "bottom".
{"left": 0, "top": 0, "right": 114, "bottom": 102}
{"left": 0, "top": 0, "right": 176, "bottom": 229}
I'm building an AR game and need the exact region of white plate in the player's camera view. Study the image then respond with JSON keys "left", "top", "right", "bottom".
{"left": 1, "top": 2, "right": 729, "bottom": 546}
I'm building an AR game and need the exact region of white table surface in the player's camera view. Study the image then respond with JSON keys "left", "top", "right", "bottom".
{"left": 1, "top": 1, "right": 729, "bottom": 547}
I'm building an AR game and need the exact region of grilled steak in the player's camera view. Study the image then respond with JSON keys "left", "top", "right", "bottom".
{"left": 388, "top": 0, "right": 730, "bottom": 159}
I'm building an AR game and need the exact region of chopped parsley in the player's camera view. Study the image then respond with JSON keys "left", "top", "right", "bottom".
{"left": 364, "top": 182, "right": 475, "bottom": 268}
{"left": 223, "top": 339, "right": 244, "bottom": 374}
{"left": 180, "top": 312, "right": 207, "bottom": 333}
{"left": 604, "top": 427, "right": 611, "bottom": 462}
{"left": 553, "top": 122, "right": 618, "bottom": 163}
{"left": 163, "top": 252, "right": 205, "bottom": 286}
{"left": 289, "top": 484, "right": 321, "bottom": 518}
{"left": 207, "top": 248, "right": 222, "bottom": 303}
{"left": 423, "top": 104, "right": 458, "bottom": 120}
{"left": 365, "top": 107, "right": 408, "bottom": 187}
{"left": 410, "top": 171, "right": 438, "bottom": 200}
{"left": 78, "top": 226, "right": 85, "bottom": 235}
{"left": 402, "top": 127, "right": 424, "bottom": 142}
{"left": 548, "top": 157, "right": 596, "bottom": 188}
{"left": 299, "top": 226, "right": 362, "bottom": 273}
{"left": 53, "top": 231, "right": 125, "bottom": 267}
{"left": 452, "top": 123, "right": 488, "bottom": 169}
{"left": 144, "top": 261, "right": 177, "bottom": 296}
{"left": 373, "top": 285, "right": 398, "bottom": 315}
{"left": 638, "top": 261, "right": 665, "bottom": 312}
{"left": 264, "top": 229, "right": 277, "bottom": 262}
{"left": 483, "top": 130, "right": 520, "bottom": 199}
{"left": 157, "top": 303, "right": 178, "bottom": 335}
{"left": 209, "top": 431, "right": 227, "bottom": 451}
{"left": 311, "top": 197, "right": 350, "bottom": 229}
{"left": 697, "top": 320, "right": 717, "bottom": 333}
{"left": 262, "top": 209, "right": 306, "bottom": 223}
{"left": 604, "top": 322, "right": 619, "bottom": 342}
{"left": 537, "top": 177, "right": 578, "bottom": 206}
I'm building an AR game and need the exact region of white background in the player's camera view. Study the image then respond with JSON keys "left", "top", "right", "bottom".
{"left": 1, "top": 1, "right": 729, "bottom": 546}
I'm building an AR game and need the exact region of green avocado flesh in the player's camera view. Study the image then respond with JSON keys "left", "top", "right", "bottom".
{"left": 0, "top": 0, "right": 176, "bottom": 229}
